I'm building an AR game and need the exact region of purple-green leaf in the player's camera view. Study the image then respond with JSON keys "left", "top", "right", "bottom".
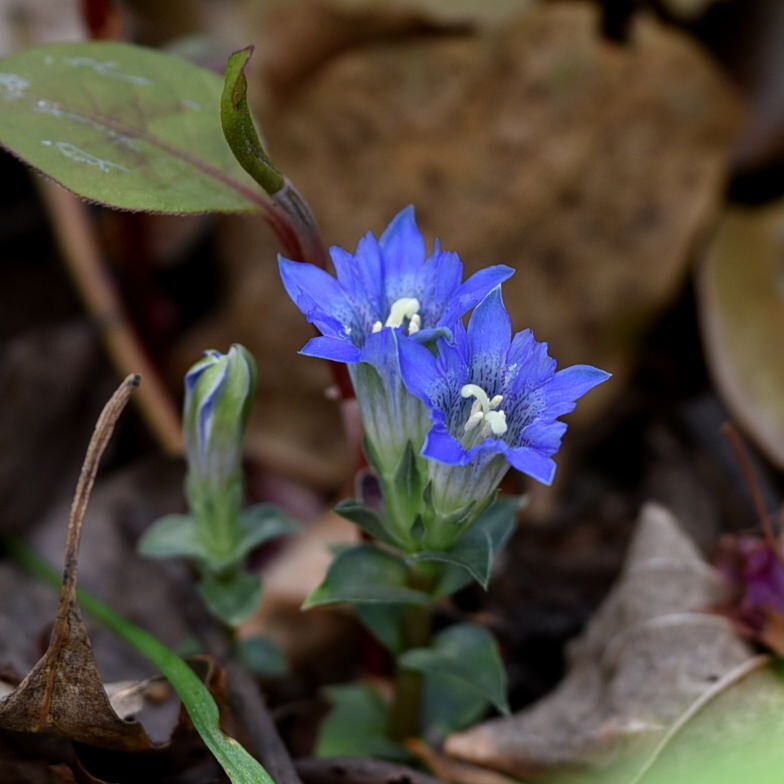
{"left": 0, "top": 41, "right": 267, "bottom": 213}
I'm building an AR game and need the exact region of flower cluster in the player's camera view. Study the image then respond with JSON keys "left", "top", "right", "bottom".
{"left": 280, "top": 207, "right": 610, "bottom": 550}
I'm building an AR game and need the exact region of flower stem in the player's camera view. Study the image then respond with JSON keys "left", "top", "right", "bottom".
{"left": 387, "top": 566, "right": 436, "bottom": 741}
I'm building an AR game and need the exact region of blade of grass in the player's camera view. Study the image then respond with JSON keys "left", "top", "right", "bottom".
{"left": 5, "top": 536, "right": 276, "bottom": 784}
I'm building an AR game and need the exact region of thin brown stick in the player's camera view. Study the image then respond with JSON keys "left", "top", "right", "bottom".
{"left": 721, "top": 422, "right": 784, "bottom": 566}
{"left": 37, "top": 178, "right": 183, "bottom": 455}
{"left": 61, "top": 373, "right": 139, "bottom": 604}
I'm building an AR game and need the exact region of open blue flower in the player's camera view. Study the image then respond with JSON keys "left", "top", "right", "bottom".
{"left": 279, "top": 206, "right": 514, "bottom": 475}
{"left": 279, "top": 206, "right": 514, "bottom": 364}
{"left": 398, "top": 287, "right": 610, "bottom": 531}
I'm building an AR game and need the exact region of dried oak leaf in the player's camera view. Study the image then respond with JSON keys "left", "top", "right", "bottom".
{"left": 444, "top": 503, "right": 761, "bottom": 779}
{"left": 0, "top": 376, "right": 154, "bottom": 751}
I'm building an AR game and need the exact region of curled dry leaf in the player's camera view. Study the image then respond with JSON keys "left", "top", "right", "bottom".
{"left": 698, "top": 201, "right": 784, "bottom": 469}
{"left": 444, "top": 503, "right": 761, "bottom": 779}
{"left": 0, "top": 375, "right": 155, "bottom": 751}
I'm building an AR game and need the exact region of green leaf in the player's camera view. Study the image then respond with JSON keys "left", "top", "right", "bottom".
{"left": 399, "top": 623, "right": 509, "bottom": 716}
{"left": 0, "top": 41, "right": 266, "bottom": 213}
{"left": 237, "top": 636, "right": 288, "bottom": 678}
{"left": 137, "top": 514, "right": 207, "bottom": 561}
{"left": 316, "top": 683, "right": 408, "bottom": 761}
{"left": 236, "top": 504, "right": 298, "bottom": 560}
{"left": 220, "top": 47, "right": 284, "bottom": 195}
{"left": 355, "top": 604, "right": 406, "bottom": 655}
{"left": 7, "top": 538, "right": 274, "bottom": 784}
{"left": 414, "top": 496, "right": 523, "bottom": 594}
{"left": 198, "top": 569, "right": 262, "bottom": 628}
{"left": 333, "top": 499, "right": 398, "bottom": 547}
{"left": 422, "top": 670, "right": 491, "bottom": 737}
{"left": 303, "top": 545, "right": 432, "bottom": 609}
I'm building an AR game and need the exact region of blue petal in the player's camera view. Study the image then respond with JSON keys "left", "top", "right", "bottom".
{"left": 423, "top": 425, "right": 471, "bottom": 465}
{"left": 419, "top": 248, "right": 462, "bottom": 325}
{"left": 519, "top": 419, "right": 568, "bottom": 456}
{"left": 506, "top": 447, "right": 557, "bottom": 485}
{"left": 301, "top": 336, "right": 361, "bottom": 363}
{"left": 440, "top": 264, "right": 515, "bottom": 327}
{"left": 358, "top": 328, "right": 401, "bottom": 387}
{"left": 331, "top": 232, "right": 385, "bottom": 321}
{"left": 279, "top": 256, "right": 357, "bottom": 338}
{"left": 467, "top": 287, "right": 512, "bottom": 390}
{"left": 380, "top": 206, "right": 426, "bottom": 302}
{"left": 507, "top": 329, "right": 557, "bottom": 395}
{"left": 544, "top": 365, "right": 611, "bottom": 416}
{"left": 397, "top": 333, "right": 446, "bottom": 408}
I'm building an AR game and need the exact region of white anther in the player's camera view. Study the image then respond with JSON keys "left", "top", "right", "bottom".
{"left": 408, "top": 313, "right": 421, "bottom": 335}
{"left": 384, "top": 297, "right": 421, "bottom": 329}
{"left": 463, "top": 411, "right": 485, "bottom": 433}
{"left": 461, "top": 384, "right": 491, "bottom": 411}
{"left": 371, "top": 321, "right": 383, "bottom": 333}
{"left": 460, "top": 384, "right": 507, "bottom": 438}
{"left": 484, "top": 409, "right": 508, "bottom": 436}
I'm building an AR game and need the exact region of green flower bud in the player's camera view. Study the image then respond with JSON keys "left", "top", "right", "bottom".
{"left": 183, "top": 344, "right": 257, "bottom": 564}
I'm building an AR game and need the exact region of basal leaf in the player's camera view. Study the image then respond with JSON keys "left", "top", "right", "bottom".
{"left": 316, "top": 683, "right": 408, "bottom": 761}
{"left": 0, "top": 41, "right": 266, "bottom": 213}
{"left": 399, "top": 623, "right": 509, "bottom": 716}
{"left": 303, "top": 545, "right": 432, "bottom": 609}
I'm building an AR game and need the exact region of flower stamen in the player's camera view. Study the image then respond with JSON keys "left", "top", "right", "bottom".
{"left": 461, "top": 384, "right": 508, "bottom": 437}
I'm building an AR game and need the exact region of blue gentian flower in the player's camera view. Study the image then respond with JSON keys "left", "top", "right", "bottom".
{"left": 398, "top": 287, "right": 610, "bottom": 543}
{"left": 279, "top": 207, "right": 514, "bottom": 475}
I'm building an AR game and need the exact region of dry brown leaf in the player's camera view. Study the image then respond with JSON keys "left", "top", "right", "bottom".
{"left": 697, "top": 201, "right": 784, "bottom": 469}
{"left": 183, "top": 1, "right": 742, "bottom": 485}
{"left": 0, "top": 375, "right": 154, "bottom": 751}
{"left": 444, "top": 503, "right": 757, "bottom": 779}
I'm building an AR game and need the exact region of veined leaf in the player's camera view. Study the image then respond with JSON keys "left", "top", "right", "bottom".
{"left": 0, "top": 41, "right": 266, "bottom": 213}
{"left": 303, "top": 545, "right": 432, "bottom": 609}
{"left": 400, "top": 623, "right": 509, "bottom": 716}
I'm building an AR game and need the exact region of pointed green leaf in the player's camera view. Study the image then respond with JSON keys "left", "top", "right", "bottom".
{"left": 303, "top": 545, "right": 432, "bottom": 609}
{"left": 415, "top": 496, "right": 523, "bottom": 594}
{"left": 355, "top": 604, "right": 406, "bottom": 655}
{"left": 220, "top": 47, "right": 284, "bottom": 195}
{"left": 198, "top": 569, "right": 262, "bottom": 628}
{"left": 236, "top": 503, "right": 298, "bottom": 560}
{"left": 422, "top": 670, "right": 492, "bottom": 737}
{"left": 399, "top": 623, "right": 509, "bottom": 716}
{"left": 0, "top": 41, "right": 266, "bottom": 213}
{"left": 316, "top": 683, "right": 408, "bottom": 760}
{"left": 333, "top": 499, "right": 398, "bottom": 547}
{"left": 237, "top": 636, "right": 288, "bottom": 678}
{"left": 137, "top": 514, "right": 207, "bottom": 561}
